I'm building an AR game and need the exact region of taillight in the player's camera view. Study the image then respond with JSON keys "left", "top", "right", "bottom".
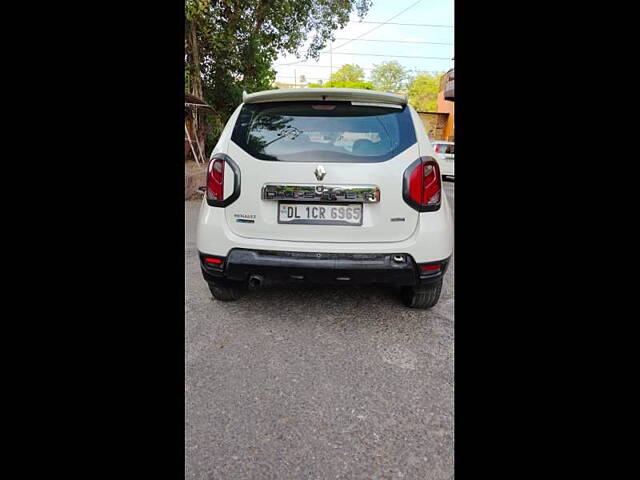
{"left": 207, "top": 158, "right": 225, "bottom": 201}
{"left": 403, "top": 157, "right": 442, "bottom": 212}
{"left": 205, "top": 154, "right": 241, "bottom": 207}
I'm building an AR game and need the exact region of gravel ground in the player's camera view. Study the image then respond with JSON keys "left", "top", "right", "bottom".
{"left": 185, "top": 182, "right": 454, "bottom": 479}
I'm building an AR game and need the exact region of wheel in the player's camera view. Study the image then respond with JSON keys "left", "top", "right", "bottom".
{"left": 401, "top": 280, "right": 442, "bottom": 309}
{"left": 208, "top": 280, "right": 246, "bottom": 301}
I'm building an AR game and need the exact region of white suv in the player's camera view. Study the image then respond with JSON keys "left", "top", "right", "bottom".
{"left": 196, "top": 88, "right": 453, "bottom": 308}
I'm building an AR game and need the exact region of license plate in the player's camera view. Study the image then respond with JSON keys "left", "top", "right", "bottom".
{"left": 278, "top": 203, "right": 363, "bottom": 226}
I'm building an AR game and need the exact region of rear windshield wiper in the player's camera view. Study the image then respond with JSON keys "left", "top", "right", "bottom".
{"left": 264, "top": 126, "right": 303, "bottom": 148}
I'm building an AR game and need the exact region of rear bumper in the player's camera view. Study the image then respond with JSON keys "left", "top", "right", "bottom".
{"left": 196, "top": 197, "right": 454, "bottom": 264}
{"left": 200, "top": 249, "right": 450, "bottom": 287}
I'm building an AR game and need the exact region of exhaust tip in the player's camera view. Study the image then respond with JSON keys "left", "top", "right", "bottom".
{"left": 393, "top": 255, "right": 406, "bottom": 263}
{"left": 248, "top": 274, "right": 264, "bottom": 288}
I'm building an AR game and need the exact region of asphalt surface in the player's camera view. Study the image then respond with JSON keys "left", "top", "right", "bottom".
{"left": 185, "top": 182, "right": 454, "bottom": 479}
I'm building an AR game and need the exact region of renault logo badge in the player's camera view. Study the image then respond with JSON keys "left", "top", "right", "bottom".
{"left": 314, "top": 165, "right": 326, "bottom": 181}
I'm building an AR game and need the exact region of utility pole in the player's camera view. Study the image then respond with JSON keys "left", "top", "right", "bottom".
{"left": 330, "top": 41, "right": 333, "bottom": 80}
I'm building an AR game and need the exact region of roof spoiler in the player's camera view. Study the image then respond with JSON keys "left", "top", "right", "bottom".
{"left": 242, "top": 88, "right": 407, "bottom": 105}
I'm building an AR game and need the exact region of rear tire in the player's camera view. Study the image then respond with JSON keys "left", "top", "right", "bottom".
{"left": 401, "top": 280, "right": 442, "bottom": 309}
{"left": 208, "top": 280, "right": 246, "bottom": 301}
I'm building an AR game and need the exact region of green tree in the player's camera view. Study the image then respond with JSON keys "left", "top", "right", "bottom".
{"left": 370, "top": 61, "right": 409, "bottom": 92}
{"left": 185, "top": 0, "right": 372, "bottom": 150}
{"left": 308, "top": 80, "right": 373, "bottom": 89}
{"left": 407, "top": 73, "right": 443, "bottom": 111}
{"left": 329, "top": 64, "right": 365, "bottom": 82}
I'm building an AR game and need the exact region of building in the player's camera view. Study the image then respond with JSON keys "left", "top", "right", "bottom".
{"left": 417, "top": 111, "right": 450, "bottom": 141}
{"left": 436, "top": 69, "right": 454, "bottom": 141}
{"left": 273, "top": 80, "right": 309, "bottom": 89}
{"left": 415, "top": 69, "right": 454, "bottom": 142}
{"left": 443, "top": 68, "right": 454, "bottom": 101}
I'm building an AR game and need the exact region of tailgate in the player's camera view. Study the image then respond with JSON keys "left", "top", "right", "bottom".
{"left": 224, "top": 142, "right": 420, "bottom": 243}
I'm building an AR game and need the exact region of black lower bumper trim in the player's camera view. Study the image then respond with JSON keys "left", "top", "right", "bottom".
{"left": 200, "top": 249, "right": 450, "bottom": 287}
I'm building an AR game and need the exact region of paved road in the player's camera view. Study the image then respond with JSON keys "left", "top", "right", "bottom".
{"left": 185, "top": 182, "right": 454, "bottom": 479}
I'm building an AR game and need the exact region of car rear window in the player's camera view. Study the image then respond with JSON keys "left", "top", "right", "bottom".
{"left": 231, "top": 101, "right": 417, "bottom": 162}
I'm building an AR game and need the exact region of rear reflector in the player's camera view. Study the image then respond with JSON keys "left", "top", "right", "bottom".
{"left": 204, "top": 257, "right": 223, "bottom": 265}
{"left": 421, "top": 264, "right": 441, "bottom": 272}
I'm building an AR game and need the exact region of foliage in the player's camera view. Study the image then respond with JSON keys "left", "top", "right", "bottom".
{"left": 328, "top": 64, "right": 365, "bottom": 82}
{"left": 407, "top": 73, "right": 444, "bottom": 112}
{"left": 370, "top": 61, "right": 409, "bottom": 92}
{"left": 307, "top": 80, "right": 373, "bottom": 89}
{"left": 185, "top": 0, "right": 372, "bottom": 152}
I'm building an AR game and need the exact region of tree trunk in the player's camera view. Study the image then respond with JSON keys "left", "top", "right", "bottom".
{"left": 188, "top": 17, "right": 203, "bottom": 99}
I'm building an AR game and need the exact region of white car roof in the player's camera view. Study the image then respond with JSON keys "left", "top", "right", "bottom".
{"left": 243, "top": 88, "right": 407, "bottom": 105}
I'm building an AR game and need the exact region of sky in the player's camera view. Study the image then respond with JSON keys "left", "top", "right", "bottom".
{"left": 273, "top": 0, "right": 454, "bottom": 85}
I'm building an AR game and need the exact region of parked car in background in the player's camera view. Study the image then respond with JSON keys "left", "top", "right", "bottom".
{"left": 432, "top": 141, "right": 454, "bottom": 180}
{"left": 197, "top": 88, "right": 453, "bottom": 308}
